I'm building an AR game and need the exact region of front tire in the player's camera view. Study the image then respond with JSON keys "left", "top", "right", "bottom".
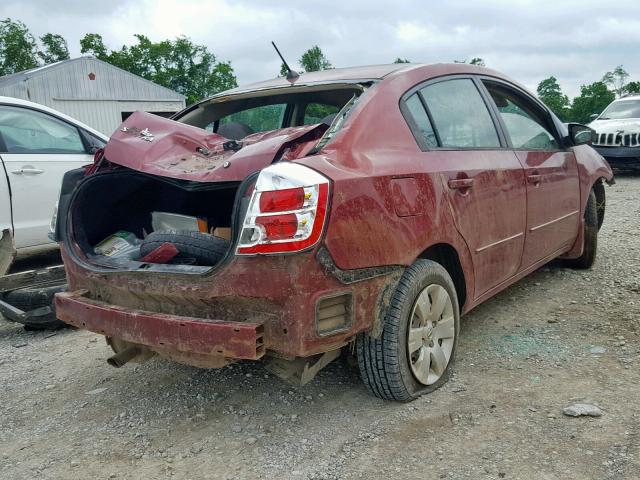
{"left": 565, "top": 190, "right": 598, "bottom": 269}
{"left": 357, "top": 260, "right": 460, "bottom": 402}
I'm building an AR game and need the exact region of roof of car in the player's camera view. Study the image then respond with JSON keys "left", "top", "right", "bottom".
{"left": 0, "top": 95, "right": 108, "bottom": 141}
{"left": 212, "top": 63, "right": 416, "bottom": 97}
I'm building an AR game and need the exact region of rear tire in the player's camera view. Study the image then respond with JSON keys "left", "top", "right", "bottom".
{"left": 565, "top": 190, "right": 598, "bottom": 269}
{"left": 140, "top": 231, "right": 229, "bottom": 266}
{"left": 357, "top": 260, "right": 460, "bottom": 402}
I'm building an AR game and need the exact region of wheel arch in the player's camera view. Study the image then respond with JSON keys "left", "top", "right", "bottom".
{"left": 592, "top": 177, "right": 606, "bottom": 230}
{"left": 417, "top": 243, "right": 467, "bottom": 310}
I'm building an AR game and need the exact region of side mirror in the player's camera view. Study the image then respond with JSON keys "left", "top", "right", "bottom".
{"left": 568, "top": 123, "right": 596, "bottom": 146}
{"left": 589, "top": 113, "right": 599, "bottom": 121}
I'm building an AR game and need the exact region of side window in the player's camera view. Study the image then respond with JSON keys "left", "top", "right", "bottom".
{"left": 484, "top": 83, "right": 559, "bottom": 150}
{"left": 303, "top": 103, "right": 340, "bottom": 125}
{"left": 420, "top": 79, "right": 500, "bottom": 148}
{"left": 218, "top": 104, "right": 287, "bottom": 134}
{"left": 0, "top": 105, "right": 86, "bottom": 154}
{"left": 404, "top": 93, "right": 438, "bottom": 147}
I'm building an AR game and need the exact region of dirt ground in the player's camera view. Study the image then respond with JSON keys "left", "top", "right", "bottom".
{"left": 1, "top": 177, "right": 639, "bottom": 480}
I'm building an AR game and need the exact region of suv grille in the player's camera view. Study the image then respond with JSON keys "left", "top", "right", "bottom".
{"left": 593, "top": 132, "right": 639, "bottom": 147}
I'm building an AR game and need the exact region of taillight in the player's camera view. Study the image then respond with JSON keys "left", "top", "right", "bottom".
{"left": 237, "top": 163, "right": 330, "bottom": 255}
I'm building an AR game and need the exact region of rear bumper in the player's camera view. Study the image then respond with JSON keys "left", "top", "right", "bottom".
{"left": 55, "top": 290, "right": 265, "bottom": 360}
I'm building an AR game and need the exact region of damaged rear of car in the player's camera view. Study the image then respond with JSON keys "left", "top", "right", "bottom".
{"left": 53, "top": 72, "right": 381, "bottom": 380}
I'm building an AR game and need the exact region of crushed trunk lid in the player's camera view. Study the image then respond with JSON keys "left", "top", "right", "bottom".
{"left": 102, "top": 111, "right": 326, "bottom": 182}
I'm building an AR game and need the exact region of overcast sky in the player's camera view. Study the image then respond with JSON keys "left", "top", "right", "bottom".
{"left": 2, "top": 0, "right": 640, "bottom": 98}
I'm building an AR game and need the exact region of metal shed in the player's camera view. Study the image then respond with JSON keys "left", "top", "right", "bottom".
{"left": 0, "top": 56, "right": 186, "bottom": 136}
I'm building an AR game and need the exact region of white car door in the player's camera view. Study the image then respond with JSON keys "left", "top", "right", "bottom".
{"left": 0, "top": 105, "right": 95, "bottom": 249}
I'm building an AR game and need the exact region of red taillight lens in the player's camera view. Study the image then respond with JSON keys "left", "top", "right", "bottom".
{"left": 236, "top": 163, "right": 330, "bottom": 255}
{"left": 256, "top": 213, "right": 298, "bottom": 240}
{"left": 259, "top": 187, "right": 305, "bottom": 213}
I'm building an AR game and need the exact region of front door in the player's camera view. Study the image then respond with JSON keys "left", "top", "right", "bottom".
{"left": 0, "top": 104, "right": 94, "bottom": 248}
{"left": 481, "top": 81, "right": 581, "bottom": 269}
{"left": 410, "top": 78, "right": 527, "bottom": 298}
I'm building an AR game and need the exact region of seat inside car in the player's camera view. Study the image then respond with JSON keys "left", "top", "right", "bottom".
{"left": 217, "top": 122, "right": 254, "bottom": 140}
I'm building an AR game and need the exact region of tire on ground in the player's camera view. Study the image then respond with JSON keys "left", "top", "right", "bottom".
{"left": 139, "top": 230, "right": 230, "bottom": 266}
{"left": 2, "top": 284, "right": 68, "bottom": 330}
{"left": 357, "top": 259, "right": 460, "bottom": 402}
{"left": 565, "top": 190, "right": 598, "bottom": 269}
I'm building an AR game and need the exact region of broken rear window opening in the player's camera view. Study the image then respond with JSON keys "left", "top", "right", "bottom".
{"left": 176, "top": 83, "right": 366, "bottom": 141}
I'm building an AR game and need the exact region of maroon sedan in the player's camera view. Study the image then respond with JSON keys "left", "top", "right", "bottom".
{"left": 54, "top": 63, "right": 613, "bottom": 401}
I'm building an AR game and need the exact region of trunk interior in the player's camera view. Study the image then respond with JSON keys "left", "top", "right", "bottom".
{"left": 70, "top": 169, "right": 246, "bottom": 272}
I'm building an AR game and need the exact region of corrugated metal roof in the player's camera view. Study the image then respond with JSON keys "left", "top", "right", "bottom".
{"left": 0, "top": 56, "right": 185, "bottom": 100}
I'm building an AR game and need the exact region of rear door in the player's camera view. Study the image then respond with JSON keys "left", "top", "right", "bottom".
{"left": 0, "top": 104, "right": 96, "bottom": 248}
{"left": 480, "top": 80, "right": 580, "bottom": 269}
{"left": 404, "top": 77, "right": 527, "bottom": 298}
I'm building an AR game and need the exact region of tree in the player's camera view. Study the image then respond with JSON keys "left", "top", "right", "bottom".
{"left": 0, "top": 18, "right": 39, "bottom": 75}
{"left": 38, "top": 33, "right": 70, "bottom": 64}
{"left": 624, "top": 81, "right": 640, "bottom": 95}
{"left": 602, "top": 65, "right": 629, "bottom": 98}
{"left": 79, "top": 33, "right": 237, "bottom": 104}
{"left": 569, "top": 81, "right": 615, "bottom": 123}
{"left": 453, "top": 57, "right": 485, "bottom": 66}
{"left": 299, "top": 46, "right": 331, "bottom": 72}
{"left": 537, "top": 76, "right": 570, "bottom": 121}
{"left": 394, "top": 58, "right": 410, "bottom": 63}
{"left": 80, "top": 33, "right": 108, "bottom": 59}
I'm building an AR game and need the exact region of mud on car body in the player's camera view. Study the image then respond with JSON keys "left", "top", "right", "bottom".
{"left": 54, "top": 63, "right": 613, "bottom": 401}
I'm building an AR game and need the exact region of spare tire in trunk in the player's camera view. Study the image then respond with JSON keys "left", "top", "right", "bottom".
{"left": 140, "top": 231, "right": 230, "bottom": 266}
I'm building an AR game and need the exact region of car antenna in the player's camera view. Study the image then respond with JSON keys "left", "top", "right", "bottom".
{"left": 272, "top": 41, "right": 299, "bottom": 84}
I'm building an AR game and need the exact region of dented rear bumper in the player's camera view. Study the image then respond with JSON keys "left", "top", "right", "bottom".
{"left": 55, "top": 290, "right": 265, "bottom": 360}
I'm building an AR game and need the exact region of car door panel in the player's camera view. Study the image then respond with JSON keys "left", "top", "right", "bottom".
{"left": 440, "top": 151, "right": 526, "bottom": 297}
{"left": 406, "top": 77, "right": 527, "bottom": 299}
{"left": 0, "top": 104, "right": 94, "bottom": 249}
{"left": 2, "top": 153, "right": 91, "bottom": 248}
{"left": 515, "top": 151, "right": 580, "bottom": 268}
{"left": 479, "top": 80, "right": 581, "bottom": 270}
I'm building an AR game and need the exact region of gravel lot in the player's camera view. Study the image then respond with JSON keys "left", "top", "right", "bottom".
{"left": 1, "top": 176, "right": 639, "bottom": 480}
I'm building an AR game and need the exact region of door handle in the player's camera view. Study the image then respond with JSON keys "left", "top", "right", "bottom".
{"left": 527, "top": 174, "right": 542, "bottom": 185}
{"left": 448, "top": 178, "right": 474, "bottom": 190}
{"left": 12, "top": 168, "right": 44, "bottom": 175}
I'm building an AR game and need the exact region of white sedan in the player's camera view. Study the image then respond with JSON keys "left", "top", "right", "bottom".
{"left": 0, "top": 96, "right": 107, "bottom": 273}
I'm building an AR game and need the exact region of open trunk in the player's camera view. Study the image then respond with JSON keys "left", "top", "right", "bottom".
{"left": 69, "top": 168, "right": 250, "bottom": 273}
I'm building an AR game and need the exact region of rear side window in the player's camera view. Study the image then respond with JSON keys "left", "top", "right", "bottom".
{"left": 420, "top": 79, "right": 500, "bottom": 148}
{"left": 404, "top": 94, "right": 438, "bottom": 147}
{"left": 484, "top": 83, "right": 559, "bottom": 150}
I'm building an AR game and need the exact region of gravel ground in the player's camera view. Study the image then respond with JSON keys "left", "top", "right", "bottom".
{"left": 1, "top": 177, "right": 639, "bottom": 480}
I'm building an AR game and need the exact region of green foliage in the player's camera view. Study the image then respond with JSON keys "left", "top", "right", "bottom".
{"left": 624, "top": 81, "right": 640, "bottom": 95}
{"left": 38, "top": 33, "right": 70, "bottom": 64}
{"left": 536, "top": 76, "right": 570, "bottom": 121}
{"left": 602, "top": 65, "right": 629, "bottom": 98}
{"left": 453, "top": 57, "right": 485, "bottom": 66}
{"left": 393, "top": 58, "right": 410, "bottom": 63}
{"left": 79, "top": 33, "right": 237, "bottom": 104}
{"left": 299, "top": 46, "right": 331, "bottom": 72}
{"left": 0, "top": 18, "right": 39, "bottom": 75}
{"left": 568, "top": 81, "right": 615, "bottom": 123}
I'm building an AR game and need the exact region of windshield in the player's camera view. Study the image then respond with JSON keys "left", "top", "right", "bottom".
{"left": 599, "top": 99, "right": 640, "bottom": 120}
